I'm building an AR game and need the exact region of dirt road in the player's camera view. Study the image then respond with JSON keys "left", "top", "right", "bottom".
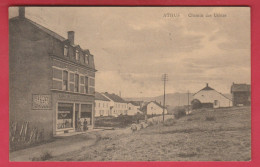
{"left": 10, "top": 131, "right": 99, "bottom": 161}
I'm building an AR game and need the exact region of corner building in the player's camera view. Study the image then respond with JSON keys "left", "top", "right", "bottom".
{"left": 9, "top": 7, "right": 96, "bottom": 139}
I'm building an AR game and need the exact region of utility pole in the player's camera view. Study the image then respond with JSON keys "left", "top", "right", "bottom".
{"left": 187, "top": 90, "right": 190, "bottom": 112}
{"left": 161, "top": 74, "right": 168, "bottom": 122}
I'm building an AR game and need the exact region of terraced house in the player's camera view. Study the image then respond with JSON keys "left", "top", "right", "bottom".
{"left": 9, "top": 7, "right": 96, "bottom": 140}
{"left": 102, "top": 92, "right": 128, "bottom": 117}
{"left": 95, "top": 92, "right": 111, "bottom": 117}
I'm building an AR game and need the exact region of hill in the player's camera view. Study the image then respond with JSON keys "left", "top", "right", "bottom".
{"left": 124, "top": 92, "right": 232, "bottom": 108}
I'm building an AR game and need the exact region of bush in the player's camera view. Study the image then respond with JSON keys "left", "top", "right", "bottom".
{"left": 174, "top": 107, "right": 186, "bottom": 119}
{"left": 163, "top": 118, "right": 176, "bottom": 126}
{"left": 205, "top": 116, "right": 216, "bottom": 121}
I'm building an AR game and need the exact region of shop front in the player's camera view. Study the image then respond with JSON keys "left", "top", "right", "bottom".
{"left": 56, "top": 102, "right": 93, "bottom": 135}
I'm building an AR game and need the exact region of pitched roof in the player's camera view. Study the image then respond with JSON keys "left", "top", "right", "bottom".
{"left": 231, "top": 84, "right": 251, "bottom": 93}
{"left": 103, "top": 93, "right": 126, "bottom": 103}
{"left": 152, "top": 101, "right": 165, "bottom": 109}
{"left": 10, "top": 16, "right": 66, "bottom": 41}
{"left": 142, "top": 101, "right": 166, "bottom": 110}
{"left": 95, "top": 92, "right": 110, "bottom": 101}
{"left": 193, "top": 83, "right": 215, "bottom": 96}
{"left": 201, "top": 85, "right": 214, "bottom": 91}
{"left": 193, "top": 83, "right": 232, "bottom": 101}
{"left": 127, "top": 101, "right": 140, "bottom": 106}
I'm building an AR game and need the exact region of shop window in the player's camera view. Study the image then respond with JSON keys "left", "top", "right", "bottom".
{"left": 62, "top": 71, "right": 68, "bottom": 91}
{"left": 81, "top": 104, "right": 92, "bottom": 126}
{"left": 57, "top": 103, "right": 73, "bottom": 129}
{"left": 75, "top": 74, "right": 79, "bottom": 92}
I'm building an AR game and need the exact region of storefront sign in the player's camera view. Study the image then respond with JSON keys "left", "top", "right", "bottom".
{"left": 32, "top": 94, "right": 52, "bottom": 110}
{"left": 57, "top": 93, "right": 93, "bottom": 101}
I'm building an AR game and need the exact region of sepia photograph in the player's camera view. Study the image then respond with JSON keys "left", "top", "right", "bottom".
{"left": 9, "top": 6, "right": 251, "bottom": 161}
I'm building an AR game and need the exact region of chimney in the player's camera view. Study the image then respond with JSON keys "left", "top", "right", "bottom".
{"left": 206, "top": 83, "right": 209, "bottom": 87}
{"left": 67, "top": 31, "right": 75, "bottom": 45}
{"left": 19, "top": 7, "right": 25, "bottom": 18}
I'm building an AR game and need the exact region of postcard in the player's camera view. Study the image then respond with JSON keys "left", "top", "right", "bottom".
{"left": 8, "top": 6, "right": 251, "bottom": 161}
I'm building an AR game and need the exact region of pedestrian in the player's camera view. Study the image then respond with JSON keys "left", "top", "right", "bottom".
{"left": 83, "top": 119, "right": 88, "bottom": 131}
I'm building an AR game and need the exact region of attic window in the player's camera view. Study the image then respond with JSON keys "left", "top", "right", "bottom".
{"left": 75, "top": 50, "right": 79, "bottom": 61}
{"left": 85, "top": 55, "right": 89, "bottom": 64}
{"left": 64, "top": 45, "right": 68, "bottom": 56}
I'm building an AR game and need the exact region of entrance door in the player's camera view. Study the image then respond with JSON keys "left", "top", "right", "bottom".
{"left": 75, "top": 104, "right": 80, "bottom": 129}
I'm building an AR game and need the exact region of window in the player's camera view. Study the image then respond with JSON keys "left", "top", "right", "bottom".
{"left": 214, "top": 100, "right": 218, "bottom": 106}
{"left": 81, "top": 104, "right": 92, "bottom": 119}
{"left": 75, "top": 50, "right": 79, "bottom": 61}
{"left": 85, "top": 55, "right": 89, "bottom": 64}
{"left": 75, "top": 74, "right": 79, "bottom": 92}
{"left": 62, "top": 71, "right": 68, "bottom": 91}
{"left": 64, "top": 45, "right": 68, "bottom": 56}
{"left": 85, "top": 76, "right": 89, "bottom": 94}
{"left": 57, "top": 103, "right": 73, "bottom": 129}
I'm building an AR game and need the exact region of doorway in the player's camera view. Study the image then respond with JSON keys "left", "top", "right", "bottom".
{"left": 75, "top": 104, "right": 80, "bottom": 130}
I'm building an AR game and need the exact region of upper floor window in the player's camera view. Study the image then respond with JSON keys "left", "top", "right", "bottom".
{"left": 75, "top": 50, "right": 79, "bottom": 61}
{"left": 85, "top": 76, "right": 89, "bottom": 94}
{"left": 62, "top": 70, "right": 68, "bottom": 91}
{"left": 64, "top": 45, "right": 68, "bottom": 56}
{"left": 75, "top": 74, "right": 79, "bottom": 92}
{"left": 85, "top": 55, "right": 89, "bottom": 64}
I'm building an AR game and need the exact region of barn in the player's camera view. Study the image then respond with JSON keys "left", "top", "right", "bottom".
{"left": 231, "top": 83, "right": 251, "bottom": 106}
{"left": 193, "top": 83, "right": 232, "bottom": 108}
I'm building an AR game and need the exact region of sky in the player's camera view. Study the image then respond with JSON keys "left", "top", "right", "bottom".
{"left": 9, "top": 7, "right": 251, "bottom": 97}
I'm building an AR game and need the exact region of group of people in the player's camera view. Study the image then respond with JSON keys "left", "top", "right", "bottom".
{"left": 76, "top": 119, "right": 88, "bottom": 132}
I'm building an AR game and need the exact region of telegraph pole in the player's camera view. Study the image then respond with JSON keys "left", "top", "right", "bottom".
{"left": 161, "top": 74, "right": 168, "bottom": 122}
{"left": 187, "top": 90, "right": 190, "bottom": 112}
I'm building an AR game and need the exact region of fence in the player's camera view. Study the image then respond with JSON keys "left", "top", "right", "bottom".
{"left": 10, "top": 121, "right": 44, "bottom": 151}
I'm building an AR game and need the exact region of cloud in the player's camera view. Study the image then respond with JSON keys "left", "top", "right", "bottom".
{"left": 9, "top": 7, "right": 251, "bottom": 97}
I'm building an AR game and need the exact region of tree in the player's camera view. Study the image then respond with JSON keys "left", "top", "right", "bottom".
{"left": 191, "top": 99, "right": 202, "bottom": 109}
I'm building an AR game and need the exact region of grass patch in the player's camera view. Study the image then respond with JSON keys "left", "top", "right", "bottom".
{"left": 32, "top": 151, "right": 53, "bottom": 161}
{"left": 163, "top": 118, "right": 176, "bottom": 126}
{"left": 178, "top": 152, "right": 197, "bottom": 158}
{"left": 205, "top": 116, "right": 216, "bottom": 121}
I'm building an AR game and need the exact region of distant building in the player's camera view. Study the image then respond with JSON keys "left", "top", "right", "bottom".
{"left": 127, "top": 101, "right": 141, "bottom": 115}
{"left": 95, "top": 92, "right": 111, "bottom": 117}
{"left": 144, "top": 101, "right": 168, "bottom": 115}
{"left": 193, "top": 83, "right": 232, "bottom": 108}
{"left": 9, "top": 7, "right": 96, "bottom": 139}
{"left": 231, "top": 83, "right": 251, "bottom": 106}
{"left": 103, "top": 92, "right": 128, "bottom": 117}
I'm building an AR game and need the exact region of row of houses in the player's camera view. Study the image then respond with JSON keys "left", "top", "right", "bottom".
{"left": 94, "top": 82, "right": 251, "bottom": 118}
{"left": 94, "top": 92, "right": 168, "bottom": 117}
